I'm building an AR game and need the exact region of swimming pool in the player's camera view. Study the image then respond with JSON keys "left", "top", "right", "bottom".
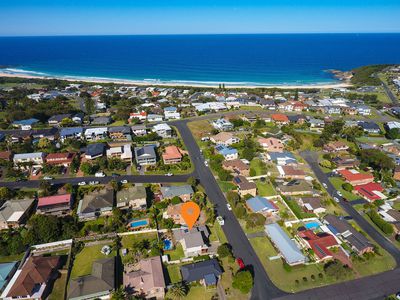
{"left": 163, "top": 239, "right": 173, "bottom": 250}
{"left": 130, "top": 219, "right": 149, "bottom": 228}
{"left": 305, "top": 222, "right": 320, "bottom": 229}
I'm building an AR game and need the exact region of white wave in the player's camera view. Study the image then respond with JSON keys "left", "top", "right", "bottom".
{"left": 2, "top": 68, "right": 49, "bottom": 76}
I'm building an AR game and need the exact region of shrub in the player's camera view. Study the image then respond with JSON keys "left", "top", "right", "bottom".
{"left": 342, "top": 183, "right": 353, "bottom": 192}
{"left": 232, "top": 270, "right": 253, "bottom": 294}
{"left": 366, "top": 210, "right": 394, "bottom": 235}
{"left": 217, "top": 243, "right": 232, "bottom": 258}
{"left": 302, "top": 277, "right": 308, "bottom": 282}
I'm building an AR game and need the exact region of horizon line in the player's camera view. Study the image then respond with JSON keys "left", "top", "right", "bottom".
{"left": 1, "top": 32, "right": 400, "bottom": 38}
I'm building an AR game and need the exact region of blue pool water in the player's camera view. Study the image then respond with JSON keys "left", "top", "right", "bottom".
{"left": 305, "top": 222, "right": 320, "bottom": 230}
{"left": 1, "top": 34, "right": 400, "bottom": 86}
{"left": 130, "top": 219, "right": 148, "bottom": 228}
{"left": 163, "top": 239, "right": 173, "bottom": 250}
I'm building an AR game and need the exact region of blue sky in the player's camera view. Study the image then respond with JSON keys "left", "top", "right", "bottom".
{"left": 1, "top": 0, "right": 400, "bottom": 36}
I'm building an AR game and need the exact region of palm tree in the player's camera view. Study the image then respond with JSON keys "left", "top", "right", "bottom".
{"left": 169, "top": 282, "right": 188, "bottom": 299}
{"left": 111, "top": 287, "right": 127, "bottom": 300}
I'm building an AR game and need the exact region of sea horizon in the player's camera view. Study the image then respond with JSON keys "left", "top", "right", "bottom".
{"left": 1, "top": 33, "right": 400, "bottom": 86}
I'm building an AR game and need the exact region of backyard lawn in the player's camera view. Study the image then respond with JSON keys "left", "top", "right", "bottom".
{"left": 255, "top": 180, "right": 276, "bottom": 197}
{"left": 250, "top": 158, "right": 267, "bottom": 176}
{"left": 166, "top": 243, "right": 185, "bottom": 261}
{"left": 166, "top": 285, "right": 217, "bottom": 300}
{"left": 329, "top": 177, "right": 360, "bottom": 201}
{"left": 120, "top": 232, "right": 159, "bottom": 263}
{"left": 166, "top": 263, "right": 182, "bottom": 284}
{"left": 70, "top": 244, "right": 116, "bottom": 279}
{"left": 49, "top": 272, "right": 68, "bottom": 300}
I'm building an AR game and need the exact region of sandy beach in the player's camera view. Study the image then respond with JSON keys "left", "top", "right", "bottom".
{"left": 0, "top": 71, "right": 352, "bottom": 89}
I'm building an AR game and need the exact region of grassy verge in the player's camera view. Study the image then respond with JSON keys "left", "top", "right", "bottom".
{"left": 329, "top": 177, "right": 360, "bottom": 201}
{"left": 209, "top": 221, "right": 228, "bottom": 244}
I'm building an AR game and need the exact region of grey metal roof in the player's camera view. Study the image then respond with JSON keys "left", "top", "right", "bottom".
{"left": 134, "top": 145, "right": 156, "bottom": 159}
{"left": 160, "top": 185, "right": 194, "bottom": 199}
{"left": 264, "top": 223, "right": 306, "bottom": 265}
{"left": 180, "top": 259, "right": 222, "bottom": 284}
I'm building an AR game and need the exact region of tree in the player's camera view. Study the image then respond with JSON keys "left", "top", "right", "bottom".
{"left": 26, "top": 214, "right": 60, "bottom": 244}
{"left": 386, "top": 128, "right": 400, "bottom": 140}
{"left": 187, "top": 176, "right": 198, "bottom": 187}
{"left": 217, "top": 243, "right": 232, "bottom": 258}
{"left": 232, "top": 270, "right": 253, "bottom": 294}
{"left": 359, "top": 149, "right": 395, "bottom": 171}
{"left": 0, "top": 187, "right": 13, "bottom": 200}
{"left": 60, "top": 118, "right": 75, "bottom": 127}
{"left": 226, "top": 191, "right": 240, "bottom": 206}
{"left": 111, "top": 287, "right": 127, "bottom": 300}
{"left": 37, "top": 137, "right": 51, "bottom": 149}
{"left": 169, "top": 282, "right": 188, "bottom": 299}
{"left": 323, "top": 260, "right": 352, "bottom": 280}
{"left": 39, "top": 180, "right": 52, "bottom": 196}
{"left": 245, "top": 213, "right": 266, "bottom": 228}
{"left": 342, "top": 183, "right": 353, "bottom": 192}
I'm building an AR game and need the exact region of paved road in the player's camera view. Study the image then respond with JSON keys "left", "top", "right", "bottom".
{"left": 378, "top": 72, "right": 399, "bottom": 105}
{"left": 174, "top": 121, "right": 286, "bottom": 300}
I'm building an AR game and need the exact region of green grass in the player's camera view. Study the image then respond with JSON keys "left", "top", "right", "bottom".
{"left": 217, "top": 180, "right": 236, "bottom": 193}
{"left": 355, "top": 136, "right": 391, "bottom": 145}
{"left": 187, "top": 120, "right": 214, "bottom": 140}
{"left": 250, "top": 158, "right": 267, "bottom": 176}
{"left": 166, "top": 264, "right": 182, "bottom": 284}
{"left": 109, "top": 120, "right": 126, "bottom": 126}
{"left": 167, "top": 243, "right": 185, "bottom": 261}
{"left": 219, "top": 257, "right": 249, "bottom": 300}
{"left": 49, "top": 272, "right": 68, "bottom": 300}
{"left": 255, "top": 180, "right": 276, "bottom": 197}
{"left": 70, "top": 244, "right": 116, "bottom": 279}
{"left": 0, "top": 253, "right": 24, "bottom": 263}
{"left": 209, "top": 221, "right": 228, "bottom": 244}
{"left": 120, "top": 232, "right": 159, "bottom": 263}
{"left": 328, "top": 177, "right": 360, "bottom": 201}
{"left": 352, "top": 251, "right": 396, "bottom": 276}
{"left": 392, "top": 201, "right": 400, "bottom": 210}
{"left": 250, "top": 236, "right": 352, "bottom": 292}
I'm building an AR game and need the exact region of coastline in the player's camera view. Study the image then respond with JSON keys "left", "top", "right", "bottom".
{"left": 0, "top": 71, "right": 352, "bottom": 89}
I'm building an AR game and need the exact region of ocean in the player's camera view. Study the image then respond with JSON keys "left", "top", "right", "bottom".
{"left": 0, "top": 34, "right": 400, "bottom": 86}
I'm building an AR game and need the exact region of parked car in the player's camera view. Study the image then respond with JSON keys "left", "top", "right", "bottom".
{"left": 204, "top": 160, "right": 209, "bottom": 167}
{"left": 166, "top": 173, "right": 173, "bottom": 176}
{"left": 322, "top": 183, "right": 327, "bottom": 188}
{"left": 236, "top": 258, "right": 245, "bottom": 270}
{"left": 95, "top": 172, "right": 106, "bottom": 177}
{"left": 333, "top": 197, "right": 340, "bottom": 203}
{"left": 89, "top": 181, "right": 100, "bottom": 185}
{"left": 120, "top": 179, "right": 128, "bottom": 184}
{"left": 43, "top": 176, "right": 53, "bottom": 180}
{"left": 78, "top": 181, "right": 86, "bottom": 186}
{"left": 216, "top": 216, "right": 225, "bottom": 226}
{"left": 227, "top": 203, "right": 232, "bottom": 211}
{"left": 337, "top": 191, "right": 343, "bottom": 197}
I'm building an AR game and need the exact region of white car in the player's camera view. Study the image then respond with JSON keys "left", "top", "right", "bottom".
{"left": 322, "top": 183, "right": 327, "bottom": 188}
{"left": 120, "top": 179, "right": 128, "bottom": 184}
{"left": 337, "top": 191, "right": 343, "bottom": 197}
{"left": 205, "top": 160, "right": 209, "bottom": 167}
{"left": 78, "top": 181, "right": 86, "bottom": 186}
{"left": 43, "top": 176, "right": 53, "bottom": 180}
{"left": 166, "top": 173, "right": 173, "bottom": 177}
{"left": 95, "top": 172, "right": 106, "bottom": 177}
{"left": 217, "top": 216, "right": 225, "bottom": 226}
{"left": 333, "top": 197, "right": 340, "bottom": 203}
{"left": 89, "top": 181, "right": 100, "bottom": 185}
{"left": 227, "top": 203, "right": 232, "bottom": 211}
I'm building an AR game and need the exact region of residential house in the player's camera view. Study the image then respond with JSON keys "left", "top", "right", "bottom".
{"left": 0, "top": 199, "right": 35, "bottom": 230}
{"left": 275, "top": 180, "right": 314, "bottom": 196}
{"left": 246, "top": 196, "right": 279, "bottom": 215}
{"left": 271, "top": 114, "right": 289, "bottom": 125}
{"left": 258, "top": 137, "right": 284, "bottom": 152}
{"left": 0, "top": 262, "right": 18, "bottom": 293}
{"left": 163, "top": 203, "right": 185, "bottom": 225}
{"left": 106, "top": 144, "right": 133, "bottom": 162}
{"left": 298, "top": 197, "right": 326, "bottom": 215}
{"left": 277, "top": 166, "right": 306, "bottom": 180}
{"left": 134, "top": 145, "right": 157, "bottom": 166}
{"left": 116, "top": 186, "right": 147, "bottom": 210}
{"left": 394, "top": 166, "right": 400, "bottom": 181}
{"left": 173, "top": 226, "right": 210, "bottom": 257}
{"left": 164, "top": 106, "right": 180, "bottom": 120}
{"left": 72, "top": 113, "right": 84, "bottom": 124}
{"left": 324, "top": 214, "right": 373, "bottom": 255}
{"left": 13, "top": 152, "right": 45, "bottom": 168}
{"left": 77, "top": 189, "right": 114, "bottom": 220}
{"left": 264, "top": 223, "right": 306, "bottom": 266}
{"left": 123, "top": 256, "right": 165, "bottom": 299}
{"left": 298, "top": 229, "right": 338, "bottom": 263}
{"left": 31, "top": 128, "right": 59, "bottom": 141}
{"left": 215, "top": 145, "right": 238, "bottom": 161}
{"left": 308, "top": 118, "right": 325, "bottom": 130}
{"left": 91, "top": 116, "right": 111, "bottom": 125}
{"left": 85, "top": 143, "right": 106, "bottom": 160}
{"left": 48, "top": 114, "right": 72, "bottom": 126}
{"left": 0, "top": 151, "right": 12, "bottom": 162}
{"left": 266, "top": 151, "right": 297, "bottom": 166}
{"left": 180, "top": 259, "right": 222, "bottom": 287}
{"left": 45, "top": 152, "right": 76, "bottom": 167}
{"left": 160, "top": 185, "right": 194, "bottom": 202}
{"left": 68, "top": 258, "right": 115, "bottom": 300}
{"left": 379, "top": 209, "right": 400, "bottom": 223}
{"left": 210, "top": 132, "right": 240, "bottom": 146}
{"left": 222, "top": 159, "right": 250, "bottom": 176}
{"left": 288, "top": 115, "right": 306, "bottom": 125}
{"left": 323, "top": 141, "right": 349, "bottom": 153}
{"left": 59, "top": 127, "right": 83, "bottom": 142}
{"left": 37, "top": 194, "right": 72, "bottom": 216}
{"left": 131, "top": 125, "right": 147, "bottom": 136}
{"left": 338, "top": 169, "right": 374, "bottom": 186}
{"left": 12, "top": 118, "right": 39, "bottom": 130}
{"left": 332, "top": 156, "right": 360, "bottom": 170}
{"left": 233, "top": 176, "right": 257, "bottom": 197}
{"left": 211, "top": 118, "right": 233, "bottom": 131}
{"left": 358, "top": 121, "right": 380, "bottom": 134}
{"left": 108, "top": 126, "right": 131, "bottom": 141}
{"left": 129, "top": 111, "right": 147, "bottom": 122}
{"left": 162, "top": 145, "right": 183, "bottom": 165}
{"left": 152, "top": 123, "right": 172, "bottom": 138}
{"left": 84, "top": 127, "right": 108, "bottom": 141}
{"left": 354, "top": 182, "right": 386, "bottom": 202}
{"left": 1, "top": 256, "right": 60, "bottom": 300}
{"left": 147, "top": 114, "right": 164, "bottom": 122}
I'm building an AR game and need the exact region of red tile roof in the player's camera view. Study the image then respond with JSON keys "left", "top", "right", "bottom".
{"left": 298, "top": 230, "right": 338, "bottom": 260}
{"left": 162, "top": 145, "right": 183, "bottom": 161}
{"left": 271, "top": 114, "right": 289, "bottom": 122}
{"left": 0, "top": 151, "right": 12, "bottom": 161}
{"left": 354, "top": 182, "right": 384, "bottom": 201}
{"left": 338, "top": 169, "right": 374, "bottom": 184}
{"left": 38, "top": 194, "right": 72, "bottom": 208}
